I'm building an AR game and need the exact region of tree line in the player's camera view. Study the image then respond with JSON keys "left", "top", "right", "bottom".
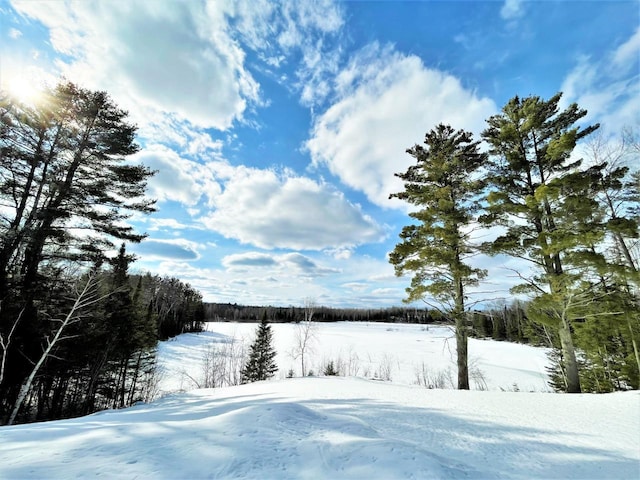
{"left": 0, "top": 83, "right": 204, "bottom": 424}
{"left": 204, "top": 303, "right": 442, "bottom": 324}
{"left": 391, "top": 93, "right": 639, "bottom": 393}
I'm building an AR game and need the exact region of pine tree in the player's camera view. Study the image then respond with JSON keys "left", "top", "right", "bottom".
{"left": 0, "top": 82, "right": 155, "bottom": 418}
{"left": 481, "top": 93, "right": 600, "bottom": 393}
{"left": 241, "top": 313, "right": 278, "bottom": 384}
{"left": 389, "top": 124, "right": 487, "bottom": 390}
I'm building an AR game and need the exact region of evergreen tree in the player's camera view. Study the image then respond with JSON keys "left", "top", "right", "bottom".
{"left": 0, "top": 82, "right": 155, "bottom": 419}
{"left": 390, "top": 124, "right": 487, "bottom": 390}
{"left": 481, "top": 93, "right": 600, "bottom": 393}
{"left": 241, "top": 313, "right": 278, "bottom": 384}
{"left": 0, "top": 82, "right": 155, "bottom": 301}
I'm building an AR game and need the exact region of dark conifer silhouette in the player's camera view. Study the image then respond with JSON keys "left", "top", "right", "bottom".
{"left": 241, "top": 313, "right": 278, "bottom": 383}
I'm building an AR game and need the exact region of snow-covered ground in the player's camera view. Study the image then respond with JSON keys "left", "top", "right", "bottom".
{"left": 1, "top": 322, "right": 639, "bottom": 479}
{"left": 157, "top": 322, "right": 551, "bottom": 394}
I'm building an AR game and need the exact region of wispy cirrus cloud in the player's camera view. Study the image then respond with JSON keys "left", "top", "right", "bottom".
{"left": 8, "top": 27, "right": 22, "bottom": 39}
{"left": 500, "top": 0, "right": 525, "bottom": 21}
{"left": 561, "top": 27, "right": 640, "bottom": 135}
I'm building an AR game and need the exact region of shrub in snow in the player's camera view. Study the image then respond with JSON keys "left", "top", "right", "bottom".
{"left": 323, "top": 360, "right": 339, "bottom": 376}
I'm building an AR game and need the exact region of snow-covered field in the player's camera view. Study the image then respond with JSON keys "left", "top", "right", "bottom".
{"left": 157, "top": 322, "right": 551, "bottom": 394}
{"left": 1, "top": 322, "right": 639, "bottom": 479}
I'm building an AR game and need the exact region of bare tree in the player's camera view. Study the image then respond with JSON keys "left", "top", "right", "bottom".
{"left": 291, "top": 298, "right": 318, "bottom": 376}
{"left": 7, "top": 274, "right": 111, "bottom": 425}
{"left": 201, "top": 334, "right": 247, "bottom": 388}
{"left": 0, "top": 303, "right": 25, "bottom": 386}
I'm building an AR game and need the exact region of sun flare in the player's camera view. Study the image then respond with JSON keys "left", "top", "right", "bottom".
{"left": 3, "top": 73, "right": 45, "bottom": 106}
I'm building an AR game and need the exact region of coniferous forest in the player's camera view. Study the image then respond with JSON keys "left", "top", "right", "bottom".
{"left": 0, "top": 83, "right": 204, "bottom": 425}
{"left": 1, "top": 82, "right": 638, "bottom": 425}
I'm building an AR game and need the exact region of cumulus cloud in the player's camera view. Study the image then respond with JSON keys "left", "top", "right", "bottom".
{"left": 12, "top": 0, "right": 260, "bottom": 131}
{"left": 223, "top": 252, "right": 278, "bottom": 268}
{"left": 11, "top": 0, "right": 346, "bottom": 137}
{"left": 282, "top": 252, "right": 341, "bottom": 276}
{"left": 199, "top": 166, "right": 386, "bottom": 250}
{"left": 132, "top": 238, "right": 202, "bottom": 261}
{"left": 133, "top": 145, "right": 220, "bottom": 206}
{"left": 306, "top": 43, "right": 496, "bottom": 208}
{"left": 223, "top": 251, "right": 339, "bottom": 278}
{"left": 561, "top": 27, "right": 640, "bottom": 135}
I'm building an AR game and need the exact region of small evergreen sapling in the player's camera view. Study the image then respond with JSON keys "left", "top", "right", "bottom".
{"left": 240, "top": 314, "right": 278, "bottom": 384}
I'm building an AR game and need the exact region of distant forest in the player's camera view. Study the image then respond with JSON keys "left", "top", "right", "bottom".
{"left": 203, "top": 301, "right": 547, "bottom": 346}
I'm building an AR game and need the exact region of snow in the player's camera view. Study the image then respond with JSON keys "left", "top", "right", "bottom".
{"left": 158, "top": 322, "right": 551, "bottom": 394}
{"left": 1, "top": 322, "right": 639, "bottom": 479}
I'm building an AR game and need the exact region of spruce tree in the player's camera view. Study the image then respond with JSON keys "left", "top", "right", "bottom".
{"left": 241, "top": 313, "right": 278, "bottom": 384}
{"left": 390, "top": 124, "right": 487, "bottom": 390}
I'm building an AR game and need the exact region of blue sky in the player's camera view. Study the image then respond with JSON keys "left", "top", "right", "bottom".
{"left": 1, "top": 0, "right": 638, "bottom": 308}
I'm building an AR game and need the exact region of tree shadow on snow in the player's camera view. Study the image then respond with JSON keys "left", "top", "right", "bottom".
{"left": 0, "top": 388, "right": 637, "bottom": 479}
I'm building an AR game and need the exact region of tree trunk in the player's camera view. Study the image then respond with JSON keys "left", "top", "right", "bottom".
{"left": 558, "top": 317, "right": 581, "bottom": 393}
{"left": 455, "top": 277, "right": 469, "bottom": 390}
{"left": 456, "top": 315, "right": 469, "bottom": 390}
{"left": 628, "top": 318, "right": 640, "bottom": 385}
{"left": 613, "top": 232, "right": 638, "bottom": 272}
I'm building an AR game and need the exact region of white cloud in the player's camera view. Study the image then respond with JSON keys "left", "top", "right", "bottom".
{"left": 561, "top": 27, "right": 640, "bottom": 135}
{"left": 342, "top": 282, "right": 368, "bottom": 292}
{"left": 132, "top": 238, "right": 202, "bottom": 261}
{"left": 136, "top": 247, "right": 409, "bottom": 307}
{"left": 147, "top": 218, "right": 190, "bottom": 232}
{"left": 500, "top": 0, "right": 525, "bottom": 21}
{"left": 133, "top": 145, "right": 220, "bottom": 206}
{"left": 11, "top": 0, "right": 346, "bottom": 134}
{"left": 8, "top": 27, "right": 22, "bottom": 39}
{"left": 199, "top": 166, "right": 386, "bottom": 250}
{"left": 231, "top": 0, "right": 345, "bottom": 106}
{"left": 12, "top": 0, "right": 259, "bottom": 131}
{"left": 306, "top": 43, "right": 496, "bottom": 208}
{"left": 325, "top": 247, "right": 353, "bottom": 260}
{"left": 612, "top": 27, "right": 640, "bottom": 70}
{"left": 223, "top": 252, "right": 278, "bottom": 268}
{"left": 282, "top": 252, "right": 341, "bottom": 276}
{"left": 222, "top": 251, "right": 341, "bottom": 279}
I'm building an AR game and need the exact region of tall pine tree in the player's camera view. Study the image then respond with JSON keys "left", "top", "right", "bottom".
{"left": 390, "top": 124, "right": 487, "bottom": 390}
{"left": 481, "top": 93, "right": 600, "bottom": 393}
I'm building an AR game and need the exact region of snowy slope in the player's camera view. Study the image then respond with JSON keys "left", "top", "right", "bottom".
{"left": 1, "top": 322, "right": 638, "bottom": 479}
{"left": 0, "top": 378, "right": 638, "bottom": 479}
